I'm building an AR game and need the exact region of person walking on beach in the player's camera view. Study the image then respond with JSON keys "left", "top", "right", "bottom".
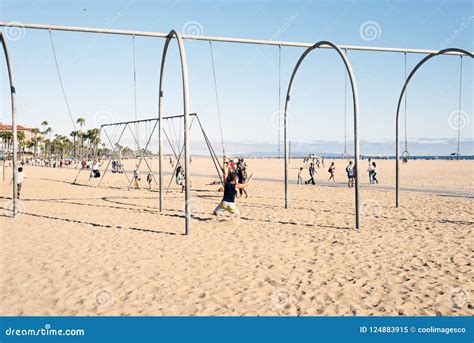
{"left": 236, "top": 161, "right": 248, "bottom": 198}
{"left": 371, "top": 162, "right": 379, "bottom": 184}
{"left": 367, "top": 162, "right": 374, "bottom": 184}
{"left": 297, "top": 167, "right": 303, "bottom": 184}
{"left": 11, "top": 167, "right": 27, "bottom": 199}
{"left": 328, "top": 162, "right": 336, "bottom": 182}
{"left": 346, "top": 161, "right": 355, "bottom": 188}
{"left": 213, "top": 172, "right": 250, "bottom": 217}
{"left": 146, "top": 172, "right": 153, "bottom": 190}
{"left": 133, "top": 165, "right": 141, "bottom": 189}
{"left": 306, "top": 163, "right": 316, "bottom": 185}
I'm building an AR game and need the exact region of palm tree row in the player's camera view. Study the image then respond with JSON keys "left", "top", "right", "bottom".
{"left": 1, "top": 117, "right": 106, "bottom": 161}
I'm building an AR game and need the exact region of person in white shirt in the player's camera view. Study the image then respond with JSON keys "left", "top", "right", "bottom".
{"left": 133, "top": 166, "right": 141, "bottom": 189}
{"left": 367, "top": 163, "right": 375, "bottom": 184}
{"left": 11, "top": 167, "right": 27, "bottom": 198}
{"left": 92, "top": 160, "right": 101, "bottom": 178}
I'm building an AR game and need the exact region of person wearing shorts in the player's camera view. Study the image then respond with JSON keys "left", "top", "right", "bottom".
{"left": 346, "top": 161, "right": 355, "bottom": 188}
{"left": 214, "top": 173, "right": 250, "bottom": 217}
{"left": 12, "top": 167, "right": 27, "bottom": 198}
{"left": 133, "top": 166, "right": 141, "bottom": 189}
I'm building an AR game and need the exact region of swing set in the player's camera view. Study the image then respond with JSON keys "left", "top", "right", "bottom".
{"left": 86, "top": 113, "right": 223, "bottom": 190}
{"left": 1, "top": 21, "right": 472, "bottom": 235}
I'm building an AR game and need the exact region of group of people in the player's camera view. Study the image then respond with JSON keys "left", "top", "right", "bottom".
{"left": 297, "top": 157, "right": 380, "bottom": 188}
{"left": 18, "top": 157, "right": 74, "bottom": 168}
{"left": 111, "top": 160, "right": 125, "bottom": 174}
{"left": 223, "top": 158, "right": 249, "bottom": 198}
{"left": 213, "top": 158, "right": 251, "bottom": 217}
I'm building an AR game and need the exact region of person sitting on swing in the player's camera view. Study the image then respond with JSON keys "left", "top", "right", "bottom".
{"left": 213, "top": 171, "right": 250, "bottom": 217}
{"left": 133, "top": 165, "right": 141, "bottom": 189}
{"left": 92, "top": 160, "right": 101, "bottom": 178}
{"left": 176, "top": 165, "right": 185, "bottom": 193}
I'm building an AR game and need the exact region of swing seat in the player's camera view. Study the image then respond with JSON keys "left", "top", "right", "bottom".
{"left": 401, "top": 150, "right": 410, "bottom": 159}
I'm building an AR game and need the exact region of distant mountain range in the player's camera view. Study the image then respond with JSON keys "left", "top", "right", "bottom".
{"left": 179, "top": 139, "right": 474, "bottom": 157}
{"left": 147, "top": 137, "right": 474, "bottom": 158}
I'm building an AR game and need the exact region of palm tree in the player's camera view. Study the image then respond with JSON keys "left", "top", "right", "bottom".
{"left": 41, "top": 121, "right": 49, "bottom": 159}
{"left": 31, "top": 128, "right": 40, "bottom": 159}
{"left": 17, "top": 131, "right": 25, "bottom": 160}
{"left": 85, "top": 128, "right": 100, "bottom": 159}
{"left": 76, "top": 117, "right": 86, "bottom": 156}
{"left": 70, "top": 130, "right": 80, "bottom": 158}
{"left": 43, "top": 127, "right": 52, "bottom": 159}
{"left": 0, "top": 130, "right": 13, "bottom": 157}
{"left": 0, "top": 131, "right": 8, "bottom": 161}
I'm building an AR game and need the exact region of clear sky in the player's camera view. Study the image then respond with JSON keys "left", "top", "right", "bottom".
{"left": 0, "top": 0, "right": 472, "bottom": 155}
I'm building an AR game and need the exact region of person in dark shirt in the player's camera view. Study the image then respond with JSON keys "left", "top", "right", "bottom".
{"left": 213, "top": 172, "right": 250, "bottom": 217}
{"left": 236, "top": 161, "right": 248, "bottom": 198}
{"left": 306, "top": 163, "right": 316, "bottom": 185}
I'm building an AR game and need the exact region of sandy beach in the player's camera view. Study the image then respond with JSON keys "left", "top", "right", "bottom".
{"left": 1, "top": 158, "right": 472, "bottom": 316}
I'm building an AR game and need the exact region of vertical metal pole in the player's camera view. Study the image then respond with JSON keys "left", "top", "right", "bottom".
{"left": 2, "top": 145, "right": 5, "bottom": 181}
{"left": 284, "top": 94, "right": 289, "bottom": 209}
{"left": 176, "top": 32, "right": 191, "bottom": 236}
{"left": 456, "top": 55, "right": 463, "bottom": 160}
{"left": 158, "top": 31, "right": 190, "bottom": 234}
{"left": 396, "top": 110, "right": 400, "bottom": 208}
{"left": 283, "top": 41, "right": 360, "bottom": 229}
{"left": 158, "top": 42, "right": 168, "bottom": 213}
{"left": 1, "top": 33, "right": 18, "bottom": 216}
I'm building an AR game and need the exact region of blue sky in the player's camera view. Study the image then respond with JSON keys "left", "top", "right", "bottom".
{"left": 0, "top": 0, "right": 472, "bottom": 155}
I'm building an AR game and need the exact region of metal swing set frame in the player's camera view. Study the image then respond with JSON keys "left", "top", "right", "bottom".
{"left": 74, "top": 113, "right": 224, "bottom": 192}
{"left": 1, "top": 21, "right": 472, "bottom": 235}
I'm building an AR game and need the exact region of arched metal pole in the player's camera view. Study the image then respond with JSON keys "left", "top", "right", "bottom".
{"left": 1, "top": 32, "right": 18, "bottom": 217}
{"left": 284, "top": 41, "right": 361, "bottom": 230}
{"left": 395, "top": 48, "right": 473, "bottom": 208}
{"left": 158, "top": 30, "right": 191, "bottom": 235}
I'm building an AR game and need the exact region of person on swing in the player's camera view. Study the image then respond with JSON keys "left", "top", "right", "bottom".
{"left": 213, "top": 171, "right": 250, "bottom": 217}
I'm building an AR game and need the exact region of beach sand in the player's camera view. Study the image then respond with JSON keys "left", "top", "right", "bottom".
{"left": 1, "top": 158, "right": 472, "bottom": 316}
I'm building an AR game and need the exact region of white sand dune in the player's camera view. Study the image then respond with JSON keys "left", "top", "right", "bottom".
{"left": 0, "top": 158, "right": 472, "bottom": 316}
